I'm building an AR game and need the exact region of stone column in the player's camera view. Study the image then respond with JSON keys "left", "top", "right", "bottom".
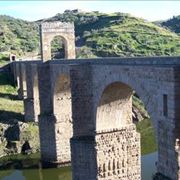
{"left": 24, "top": 63, "right": 39, "bottom": 122}
{"left": 18, "top": 63, "right": 27, "bottom": 99}
{"left": 39, "top": 112, "right": 72, "bottom": 167}
{"left": 9, "top": 61, "right": 17, "bottom": 86}
{"left": 65, "top": 35, "right": 76, "bottom": 59}
{"left": 15, "top": 62, "right": 20, "bottom": 90}
{"left": 39, "top": 114, "right": 58, "bottom": 166}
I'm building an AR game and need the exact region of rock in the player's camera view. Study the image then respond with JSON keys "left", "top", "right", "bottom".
{"left": 5, "top": 141, "right": 18, "bottom": 154}
{"left": 132, "top": 105, "right": 149, "bottom": 123}
{"left": 4, "top": 124, "right": 20, "bottom": 141}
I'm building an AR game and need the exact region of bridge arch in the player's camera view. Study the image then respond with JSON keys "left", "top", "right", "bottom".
{"left": 94, "top": 72, "right": 159, "bottom": 133}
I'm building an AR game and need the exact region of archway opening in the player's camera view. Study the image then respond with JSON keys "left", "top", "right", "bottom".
{"left": 53, "top": 74, "right": 72, "bottom": 163}
{"left": 96, "top": 82, "right": 158, "bottom": 179}
{"left": 51, "top": 36, "right": 66, "bottom": 60}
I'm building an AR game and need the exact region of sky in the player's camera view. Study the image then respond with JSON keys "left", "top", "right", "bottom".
{"left": 0, "top": 1, "right": 180, "bottom": 22}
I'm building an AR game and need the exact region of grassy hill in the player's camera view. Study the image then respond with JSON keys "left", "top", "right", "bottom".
{"left": 0, "top": 11, "right": 180, "bottom": 61}
{"left": 46, "top": 11, "right": 180, "bottom": 58}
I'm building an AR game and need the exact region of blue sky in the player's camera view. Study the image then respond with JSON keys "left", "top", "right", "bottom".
{"left": 0, "top": 1, "right": 180, "bottom": 21}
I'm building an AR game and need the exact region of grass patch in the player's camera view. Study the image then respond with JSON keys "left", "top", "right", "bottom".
{"left": 136, "top": 118, "right": 157, "bottom": 155}
{"left": 0, "top": 153, "right": 40, "bottom": 170}
{"left": 0, "top": 152, "right": 40, "bottom": 164}
{"left": 0, "top": 60, "right": 9, "bottom": 67}
{"left": 0, "top": 72, "right": 24, "bottom": 123}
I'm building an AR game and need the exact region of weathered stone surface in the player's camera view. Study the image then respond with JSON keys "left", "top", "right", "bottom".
{"left": 71, "top": 125, "right": 140, "bottom": 180}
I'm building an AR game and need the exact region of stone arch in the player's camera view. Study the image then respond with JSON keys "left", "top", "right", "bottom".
{"left": 40, "top": 22, "right": 76, "bottom": 61}
{"left": 94, "top": 72, "right": 159, "bottom": 133}
{"left": 94, "top": 76, "right": 159, "bottom": 179}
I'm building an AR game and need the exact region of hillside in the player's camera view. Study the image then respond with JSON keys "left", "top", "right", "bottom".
{"left": 161, "top": 15, "right": 180, "bottom": 34}
{"left": 0, "top": 11, "right": 180, "bottom": 61}
{"left": 0, "top": 15, "right": 39, "bottom": 60}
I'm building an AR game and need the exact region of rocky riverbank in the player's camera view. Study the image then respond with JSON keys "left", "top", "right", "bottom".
{"left": 0, "top": 120, "right": 39, "bottom": 157}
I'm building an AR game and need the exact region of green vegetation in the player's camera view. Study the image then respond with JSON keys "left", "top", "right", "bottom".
{"left": 0, "top": 54, "right": 9, "bottom": 67}
{"left": 161, "top": 15, "right": 180, "bottom": 34}
{"left": 48, "top": 11, "right": 180, "bottom": 57}
{"left": 51, "top": 36, "right": 65, "bottom": 59}
{"left": 0, "top": 72, "right": 39, "bottom": 157}
{"left": 133, "top": 95, "right": 157, "bottom": 155}
{"left": 0, "top": 73, "right": 23, "bottom": 123}
{"left": 0, "top": 15, "right": 39, "bottom": 59}
{"left": 0, "top": 11, "right": 180, "bottom": 61}
{"left": 136, "top": 118, "right": 157, "bottom": 155}
{"left": 0, "top": 153, "right": 40, "bottom": 170}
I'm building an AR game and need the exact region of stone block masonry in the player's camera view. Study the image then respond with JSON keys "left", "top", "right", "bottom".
{"left": 71, "top": 125, "right": 140, "bottom": 180}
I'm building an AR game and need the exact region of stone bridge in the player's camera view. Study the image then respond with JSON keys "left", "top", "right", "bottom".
{"left": 10, "top": 56, "right": 180, "bottom": 179}
{"left": 9, "top": 21, "right": 180, "bottom": 179}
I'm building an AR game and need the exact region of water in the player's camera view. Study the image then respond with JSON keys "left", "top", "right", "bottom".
{"left": 141, "top": 152, "right": 158, "bottom": 180}
{"left": 0, "top": 152, "right": 157, "bottom": 180}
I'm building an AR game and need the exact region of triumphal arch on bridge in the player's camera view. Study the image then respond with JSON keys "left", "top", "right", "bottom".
{"left": 40, "top": 21, "right": 76, "bottom": 61}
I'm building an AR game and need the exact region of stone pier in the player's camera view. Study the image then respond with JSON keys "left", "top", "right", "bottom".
{"left": 24, "top": 62, "right": 40, "bottom": 122}
{"left": 18, "top": 62, "right": 27, "bottom": 99}
{"left": 38, "top": 62, "right": 73, "bottom": 167}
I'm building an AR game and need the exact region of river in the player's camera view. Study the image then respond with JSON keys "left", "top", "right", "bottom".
{"left": 0, "top": 152, "right": 157, "bottom": 180}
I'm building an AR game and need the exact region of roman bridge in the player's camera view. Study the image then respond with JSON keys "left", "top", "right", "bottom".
{"left": 34, "top": 56, "right": 179, "bottom": 180}
{"left": 9, "top": 21, "right": 180, "bottom": 179}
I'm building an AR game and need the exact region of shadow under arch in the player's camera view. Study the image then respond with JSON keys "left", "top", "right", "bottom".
{"left": 50, "top": 35, "right": 67, "bottom": 60}
{"left": 96, "top": 82, "right": 133, "bottom": 131}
